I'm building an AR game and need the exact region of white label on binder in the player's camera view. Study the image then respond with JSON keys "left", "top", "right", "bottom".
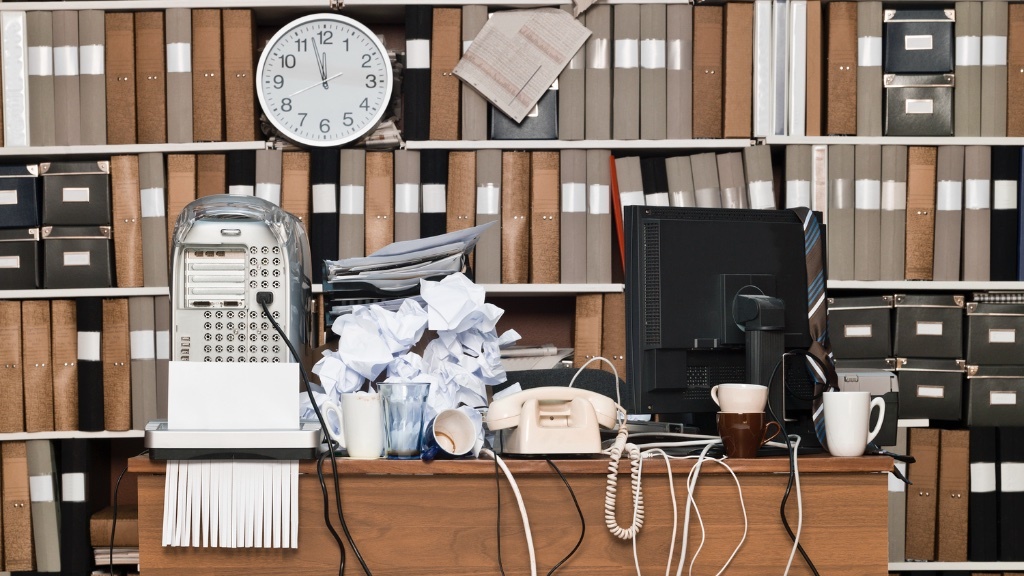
{"left": 882, "top": 181, "right": 907, "bottom": 211}
{"left": 166, "top": 42, "right": 192, "bottom": 73}
{"left": 0, "top": 255, "right": 19, "bottom": 269}
{"left": 228, "top": 185, "right": 254, "bottom": 196}
{"left": 157, "top": 330, "right": 170, "bottom": 360}
{"left": 785, "top": 180, "right": 811, "bottom": 209}
{"left": 141, "top": 187, "right": 166, "bottom": 217}
{"left": 957, "top": 36, "right": 981, "bottom": 66}
{"left": 748, "top": 181, "right": 774, "bottom": 210}
{"left": 971, "top": 463, "right": 997, "bottom": 493}
{"left": 904, "top": 35, "right": 933, "bottom": 51}
{"left": 477, "top": 184, "right": 500, "bottom": 215}
{"left": 965, "top": 179, "right": 990, "bottom": 210}
{"left": 855, "top": 180, "right": 881, "bottom": 210}
{"left": 0, "top": 189, "right": 16, "bottom": 205}
{"left": 53, "top": 46, "right": 79, "bottom": 76}
{"left": 63, "top": 187, "right": 90, "bottom": 203}
{"left": 667, "top": 39, "right": 683, "bottom": 71}
{"left": 844, "top": 325, "right": 873, "bottom": 338}
{"left": 422, "top": 184, "right": 446, "bottom": 213}
{"left": 255, "top": 184, "right": 281, "bottom": 206}
{"left": 1002, "top": 462, "right": 1024, "bottom": 492}
{"left": 28, "top": 46, "right": 53, "bottom": 76}
{"left": 80, "top": 45, "right": 105, "bottom": 75}
{"left": 858, "top": 36, "right": 882, "bottom": 66}
{"left": 620, "top": 190, "right": 645, "bottom": 209}
{"left": 395, "top": 183, "right": 419, "bottom": 213}
{"left": 983, "top": 36, "right": 1008, "bottom": 66}
{"left": 640, "top": 39, "right": 665, "bottom": 69}
{"left": 311, "top": 184, "right": 337, "bottom": 213}
{"left": 995, "top": 181, "right": 1018, "bottom": 210}
{"left": 990, "top": 390, "right": 1018, "bottom": 406}
{"left": 936, "top": 181, "right": 963, "bottom": 211}
{"left": 339, "top": 185, "right": 364, "bottom": 215}
{"left": 916, "top": 321, "right": 944, "bottom": 336}
{"left": 62, "top": 472, "right": 86, "bottom": 502}
{"left": 990, "top": 328, "right": 1016, "bottom": 343}
{"left": 905, "top": 99, "right": 933, "bottom": 115}
{"left": 917, "top": 385, "right": 945, "bottom": 399}
{"left": 614, "top": 39, "right": 639, "bottom": 69}
{"left": 131, "top": 329, "right": 156, "bottom": 360}
{"left": 29, "top": 475, "right": 54, "bottom": 502}
{"left": 588, "top": 38, "right": 610, "bottom": 70}
{"left": 589, "top": 184, "right": 610, "bottom": 215}
{"left": 406, "top": 39, "right": 430, "bottom": 69}
{"left": 64, "top": 251, "right": 91, "bottom": 267}
{"left": 462, "top": 40, "right": 472, "bottom": 54}
{"left": 562, "top": 182, "right": 586, "bottom": 213}
{"left": 78, "top": 331, "right": 100, "bottom": 362}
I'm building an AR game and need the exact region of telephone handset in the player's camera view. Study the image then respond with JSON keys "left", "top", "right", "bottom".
{"left": 485, "top": 387, "right": 618, "bottom": 455}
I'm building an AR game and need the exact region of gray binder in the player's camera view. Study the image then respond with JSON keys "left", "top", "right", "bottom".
{"left": 933, "top": 145, "right": 965, "bottom": 281}
{"left": 165, "top": 8, "right": 192, "bottom": 144}
{"left": 640, "top": 4, "right": 667, "bottom": 140}
{"left": 955, "top": 2, "right": 982, "bottom": 136}
{"left": 666, "top": 4, "right": 693, "bottom": 139}
{"left": 717, "top": 152, "right": 748, "bottom": 209}
{"left": 461, "top": 6, "right": 488, "bottom": 141}
{"left": 254, "top": 148, "right": 282, "bottom": 206}
{"left": 691, "top": 152, "right": 722, "bottom": 208}
{"left": 475, "top": 150, "right": 502, "bottom": 284}
{"left": 53, "top": 11, "right": 82, "bottom": 146}
{"left": 585, "top": 149, "right": 611, "bottom": 284}
{"left": 887, "top": 426, "right": 908, "bottom": 563}
{"left": 584, "top": 5, "right": 612, "bottom": 140}
{"left": 558, "top": 6, "right": 585, "bottom": 141}
{"left": 881, "top": 145, "right": 908, "bottom": 280}
{"left": 963, "top": 145, "right": 992, "bottom": 281}
{"left": 828, "top": 144, "right": 855, "bottom": 280}
{"left": 560, "top": 150, "right": 587, "bottom": 284}
{"left": 612, "top": 5, "right": 640, "bottom": 140}
{"left": 981, "top": 1, "right": 1008, "bottom": 136}
{"left": 666, "top": 156, "right": 696, "bottom": 208}
{"left": 139, "top": 152, "right": 168, "bottom": 287}
{"left": 338, "top": 148, "right": 366, "bottom": 259}
{"left": 393, "top": 150, "right": 421, "bottom": 243}
{"left": 129, "top": 296, "right": 158, "bottom": 430}
{"left": 785, "top": 144, "right": 812, "bottom": 208}
{"left": 79, "top": 10, "right": 107, "bottom": 145}
{"left": 857, "top": 2, "right": 883, "bottom": 136}
{"left": 743, "top": 146, "right": 775, "bottom": 209}
{"left": 854, "top": 145, "right": 882, "bottom": 280}
{"left": 27, "top": 439, "right": 60, "bottom": 572}
{"left": 27, "top": 11, "right": 55, "bottom": 147}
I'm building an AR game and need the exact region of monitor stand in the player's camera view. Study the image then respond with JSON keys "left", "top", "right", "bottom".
{"left": 733, "top": 294, "right": 787, "bottom": 421}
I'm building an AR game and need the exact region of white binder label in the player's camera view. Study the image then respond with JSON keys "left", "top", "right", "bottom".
{"left": 64, "top": 251, "right": 91, "bottom": 267}
{"left": 157, "top": 330, "right": 170, "bottom": 360}
{"left": 904, "top": 35, "right": 933, "bottom": 51}
{"left": 422, "top": 184, "right": 446, "bottom": 213}
{"left": 917, "top": 385, "right": 945, "bottom": 399}
{"left": 131, "top": 329, "right": 156, "bottom": 360}
{"left": 957, "top": 36, "right": 981, "bottom": 66}
{"left": 28, "top": 46, "right": 53, "bottom": 76}
{"left": 667, "top": 39, "right": 684, "bottom": 71}
{"left": 990, "top": 328, "right": 1016, "bottom": 344}
{"left": 588, "top": 38, "right": 610, "bottom": 70}
{"left": 647, "top": 192, "right": 670, "bottom": 207}
{"left": 79, "top": 45, "right": 105, "bottom": 75}
{"left": 141, "top": 187, "right": 167, "bottom": 217}
{"left": 640, "top": 39, "right": 665, "bottom": 69}
{"left": 620, "top": 190, "right": 645, "bottom": 208}
{"left": 53, "top": 46, "right": 79, "bottom": 76}
{"left": 748, "top": 181, "right": 774, "bottom": 210}
{"left": 614, "top": 39, "right": 639, "bottom": 69}
{"left": 63, "top": 187, "right": 90, "bottom": 203}
{"left": 0, "top": 189, "right": 16, "bottom": 205}
{"left": 562, "top": 182, "right": 586, "bottom": 213}
{"left": 990, "top": 390, "right": 1018, "bottom": 406}
{"left": 589, "top": 184, "right": 609, "bottom": 215}
{"left": 994, "top": 181, "right": 1018, "bottom": 210}
{"left": 78, "top": 331, "right": 101, "bottom": 362}
{"left": 785, "top": 180, "right": 811, "bottom": 209}
{"left": 311, "top": 184, "right": 337, "bottom": 213}
{"left": 905, "top": 99, "right": 933, "bottom": 115}
{"left": 882, "top": 181, "right": 907, "bottom": 211}
{"left": 983, "top": 36, "right": 1008, "bottom": 66}
{"left": 406, "top": 39, "right": 430, "bottom": 69}
{"left": 477, "top": 184, "right": 500, "bottom": 215}
{"left": 971, "top": 462, "right": 997, "bottom": 493}
{"left": 936, "top": 181, "right": 963, "bottom": 211}
{"left": 339, "top": 185, "right": 364, "bottom": 215}
{"left": 844, "top": 325, "right": 873, "bottom": 338}
{"left": 965, "top": 179, "right": 990, "bottom": 210}
{"left": 166, "top": 42, "right": 192, "bottom": 73}
{"left": 855, "top": 180, "right": 881, "bottom": 210}
{"left": 62, "top": 472, "right": 86, "bottom": 502}
{"left": 29, "top": 475, "right": 54, "bottom": 502}
{"left": 916, "top": 321, "right": 943, "bottom": 336}
{"left": 858, "top": 36, "right": 882, "bottom": 66}
{"left": 228, "top": 185, "right": 254, "bottom": 196}
{"left": 255, "top": 183, "right": 281, "bottom": 206}
{"left": 462, "top": 40, "right": 472, "bottom": 55}
{"left": 0, "top": 255, "right": 19, "bottom": 269}
{"left": 395, "top": 183, "right": 419, "bottom": 213}
{"left": 1002, "top": 463, "right": 1024, "bottom": 492}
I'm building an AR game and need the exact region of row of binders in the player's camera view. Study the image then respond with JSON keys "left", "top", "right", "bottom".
{"left": 0, "top": 8, "right": 259, "bottom": 147}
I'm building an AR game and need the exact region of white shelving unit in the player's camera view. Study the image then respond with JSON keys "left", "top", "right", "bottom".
{"left": 0, "top": 430, "right": 144, "bottom": 441}
{"left": 766, "top": 135, "right": 1024, "bottom": 146}
{"left": 406, "top": 138, "right": 755, "bottom": 151}
{"left": 828, "top": 280, "right": 1024, "bottom": 291}
{"left": 890, "top": 561, "right": 1024, "bottom": 571}
{"left": 0, "top": 287, "right": 169, "bottom": 300}
{"left": 0, "top": 141, "right": 268, "bottom": 158}
{"left": 313, "top": 283, "right": 623, "bottom": 295}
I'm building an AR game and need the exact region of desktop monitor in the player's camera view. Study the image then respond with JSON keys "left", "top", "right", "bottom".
{"left": 624, "top": 206, "right": 816, "bottom": 431}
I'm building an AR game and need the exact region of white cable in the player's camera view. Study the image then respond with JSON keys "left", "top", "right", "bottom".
{"left": 783, "top": 434, "right": 803, "bottom": 576}
{"left": 481, "top": 448, "right": 537, "bottom": 576}
{"left": 569, "top": 355, "right": 623, "bottom": 424}
{"left": 676, "top": 442, "right": 716, "bottom": 576}
{"left": 605, "top": 425, "right": 645, "bottom": 539}
{"left": 635, "top": 449, "right": 679, "bottom": 576}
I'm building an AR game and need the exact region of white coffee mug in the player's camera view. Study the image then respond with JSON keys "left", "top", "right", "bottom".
{"left": 822, "top": 391, "right": 886, "bottom": 457}
{"left": 340, "top": 391, "right": 385, "bottom": 459}
{"left": 710, "top": 383, "right": 769, "bottom": 413}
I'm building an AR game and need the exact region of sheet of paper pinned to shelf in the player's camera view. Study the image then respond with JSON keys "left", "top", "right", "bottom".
{"left": 572, "top": 0, "right": 597, "bottom": 17}
{"left": 500, "top": 345, "right": 574, "bottom": 371}
{"left": 453, "top": 8, "right": 590, "bottom": 123}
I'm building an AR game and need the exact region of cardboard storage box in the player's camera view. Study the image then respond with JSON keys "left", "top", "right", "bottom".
{"left": 836, "top": 368, "right": 899, "bottom": 446}
{"left": 884, "top": 74, "right": 954, "bottom": 137}
{"left": 41, "top": 226, "right": 113, "bottom": 289}
{"left": 966, "top": 303, "right": 1024, "bottom": 365}
{"left": 828, "top": 296, "right": 894, "bottom": 359}
{"left": 893, "top": 293, "right": 964, "bottom": 358}
{"left": 895, "top": 358, "right": 965, "bottom": 421}
{"left": 967, "top": 365, "right": 1024, "bottom": 427}
{"left": 883, "top": 8, "right": 955, "bottom": 73}
{"left": 41, "top": 160, "right": 111, "bottom": 226}
{"left": 0, "top": 164, "right": 40, "bottom": 228}
{"left": 0, "top": 227, "right": 39, "bottom": 289}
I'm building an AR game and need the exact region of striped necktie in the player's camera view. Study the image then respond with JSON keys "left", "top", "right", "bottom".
{"left": 792, "top": 207, "right": 839, "bottom": 452}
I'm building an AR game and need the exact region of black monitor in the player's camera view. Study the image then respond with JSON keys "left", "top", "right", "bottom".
{"left": 624, "top": 206, "right": 817, "bottom": 431}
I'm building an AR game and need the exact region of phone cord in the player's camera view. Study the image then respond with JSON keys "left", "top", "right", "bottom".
{"left": 604, "top": 426, "right": 644, "bottom": 539}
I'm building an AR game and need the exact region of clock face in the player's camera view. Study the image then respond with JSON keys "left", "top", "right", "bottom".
{"left": 256, "top": 14, "right": 393, "bottom": 148}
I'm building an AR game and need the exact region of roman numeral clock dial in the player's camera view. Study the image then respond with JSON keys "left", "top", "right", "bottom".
{"left": 256, "top": 14, "right": 393, "bottom": 148}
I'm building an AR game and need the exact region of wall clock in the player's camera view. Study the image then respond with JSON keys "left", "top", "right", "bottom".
{"left": 256, "top": 13, "right": 393, "bottom": 148}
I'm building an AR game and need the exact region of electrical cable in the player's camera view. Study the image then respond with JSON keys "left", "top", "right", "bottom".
{"left": 110, "top": 450, "right": 148, "bottom": 576}
{"left": 545, "top": 460, "right": 585, "bottom": 576}
{"left": 317, "top": 450, "right": 351, "bottom": 576}
{"left": 494, "top": 454, "right": 507, "bottom": 576}
{"left": 482, "top": 448, "right": 537, "bottom": 576}
{"left": 259, "top": 295, "right": 372, "bottom": 575}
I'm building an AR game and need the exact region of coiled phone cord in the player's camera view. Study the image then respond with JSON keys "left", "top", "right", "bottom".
{"left": 604, "top": 424, "right": 645, "bottom": 540}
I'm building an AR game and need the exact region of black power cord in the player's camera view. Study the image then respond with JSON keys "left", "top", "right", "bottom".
{"left": 545, "top": 460, "right": 585, "bottom": 576}
{"left": 258, "top": 292, "right": 372, "bottom": 575}
{"left": 110, "top": 449, "right": 148, "bottom": 576}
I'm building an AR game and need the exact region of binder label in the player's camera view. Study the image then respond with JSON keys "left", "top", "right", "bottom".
{"left": 80, "top": 44, "right": 105, "bottom": 76}
{"left": 562, "top": 182, "right": 586, "bottom": 213}
{"left": 61, "top": 472, "right": 86, "bottom": 502}
{"left": 339, "top": 185, "right": 365, "bottom": 215}
{"left": 982, "top": 36, "right": 1007, "bottom": 66}
{"left": 990, "top": 390, "right": 1018, "bottom": 406}
{"left": 130, "top": 329, "right": 156, "bottom": 360}
{"left": 956, "top": 36, "right": 981, "bottom": 67}
{"left": 970, "top": 462, "right": 997, "bottom": 493}
{"left": 916, "top": 321, "right": 943, "bottom": 336}
{"left": 917, "top": 384, "right": 945, "bottom": 398}
{"left": 965, "top": 179, "right": 991, "bottom": 210}
{"left": 588, "top": 184, "right": 609, "bottom": 215}
{"left": 1001, "top": 462, "right": 1024, "bottom": 492}
{"left": 641, "top": 39, "right": 666, "bottom": 69}
{"left": 614, "top": 39, "right": 639, "bottom": 69}
{"left": 53, "top": 45, "right": 79, "bottom": 76}
{"left": 422, "top": 184, "right": 446, "bottom": 213}
{"left": 256, "top": 183, "right": 281, "bottom": 206}
{"left": 844, "top": 325, "right": 873, "bottom": 338}
{"left": 859, "top": 36, "right": 883, "bottom": 66}
{"left": 157, "top": 329, "right": 170, "bottom": 360}
{"left": 905, "top": 99, "right": 934, "bottom": 115}
{"left": 78, "top": 331, "right": 101, "bottom": 362}
{"left": 395, "top": 183, "right": 419, "bottom": 213}
{"left": 141, "top": 187, "right": 167, "bottom": 217}
{"left": 881, "top": 182, "right": 908, "bottom": 211}
{"left": 0, "top": 255, "right": 19, "bottom": 269}
{"left": 29, "top": 475, "right": 54, "bottom": 502}
{"left": 990, "top": 329, "right": 1017, "bottom": 344}
{"left": 477, "top": 184, "right": 500, "bottom": 215}
{"left": 786, "top": 180, "right": 811, "bottom": 209}
{"left": 311, "top": 184, "right": 338, "bottom": 214}
{"left": 28, "top": 46, "right": 53, "bottom": 76}
{"left": 62, "top": 186, "right": 90, "bottom": 203}
{"left": 63, "top": 251, "right": 91, "bottom": 267}
{"left": 0, "top": 189, "right": 16, "bottom": 204}
{"left": 904, "top": 35, "right": 933, "bottom": 51}
{"left": 855, "top": 180, "right": 881, "bottom": 210}
{"left": 166, "top": 42, "right": 192, "bottom": 74}
{"left": 936, "top": 181, "right": 963, "bottom": 211}
{"left": 994, "top": 181, "right": 1018, "bottom": 210}
{"left": 748, "top": 181, "right": 774, "bottom": 210}
{"left": 587, "top": 38, "right": 610, "bottom": 70}
{"left": 228, "top": 185, "right": 255, "bottom": 196}
{"left": 406, "top": 39, "right": 430, "bottom": 70}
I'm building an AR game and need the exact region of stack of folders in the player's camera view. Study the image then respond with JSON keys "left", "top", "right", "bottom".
{"left": 0, "top": 9, "right": 259, "bottom": 147}
{"left": 785, "top": 144, "right": 1024, "bottom": 282}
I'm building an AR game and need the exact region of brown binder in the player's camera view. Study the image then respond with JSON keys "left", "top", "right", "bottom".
{"left": 102, "top": 299, "right": 131, "bottom": 432}
{"left": 166, "top": 154, "right": 197, "bottom": 251}
{"left": 365, "top": 151, "right": 394, "bottom": 256}
{"left": 529, "top": 151, "right": 560, "bottom": 284}
{"left": 112, "top": 155, "right": 143, "bottom": 288}
{"left": 937, "top": 429, "right": 969, "bottom": 562}
{"left": 806, "top": 0, "right": 824, "bottom": 136}
{"left": 446, "top": 151, "right": 476, "bottom": 235}
{"left": 601, "top": 292, "right": 626, "bottom": 378}
{"left": 573, "top": 294, "right": 603, "bottom": 369}
{"left": 692, "top": 5, "right": 724, "bottom": 139}
{"left": 826, "top": 2, "right": 858, "bottom": 136}
{"left": 134, "top": 11, "right": 166, "bottom": 144}
{"left": 1009, "top": 4, "right": 1024, "bottom": 137}
{"left": 223, "top": 10, "right": 257, "bottom": 142}
{"left": 429, "top": 8, "right": 461, "bottom": 141}
{"left": 196, "top": 153, "right": 226, "bottom": 198}
{"left": 50, "top": 300, "right": 78, "bottom": 431}
{"left": 906, "top": 427, "right": 940, "bottom": 561}
{"left": 723, "top": 2, "right": 753, "bottom": 138}
{"left": 2, "top": 441, "right": 34, "bottom": 571}
{"left": 0, "top": 301, "right": 24, "bottom": 433}
{"left": 501, "top": 151, "right": 531, "bottom": 284}
{"left": 192, "top": 9, "right": 223, "bottom": 142}
{"left": 21, "top": 300, "right": 53, "bottom": 433}
{"left": 105, "top": 12, "right": 136, "bottom": 145}
{"left": 905, "top": 146, "right": 937, "bottom": 281}
{"left": 281, "top": 151, "right": 311, "bottom": 234}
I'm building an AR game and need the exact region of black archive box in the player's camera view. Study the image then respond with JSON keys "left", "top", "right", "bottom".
{"left": 0, "top": 164, "right": 40, "bottom": 228}
{"left": 967, "top": 365, "right": 1024, "bottom": 427}
{"left": 40, "top": 160, "right": 111, "bottom": 226}
{"left": 883, "top": 8, "right": 955, "bottom": 74}
{"left": 966, "top": 303, "right": 1024, "bottom": 365}
{"left": 884, "top": 74, "right": 954, "bottom": 137}
{"left": 41, "top": 226, "right": 113, "bottom": 289}
{"left": 893, "top": 293, "right": 964, "bottom": 358}
{"left": 896, "top": 358, "right": 965, "bottom": 421}
{"left": 0, "top": 228, "right": 40, "bottom": 289}
{"left": 489, "top": 84, "right": 558, "bottom": 140}
{"left": 828, "top": 295, "right": 894, "bottom": 359}
{"left": 836, "top": 367, "right": 900, "bottom": 446}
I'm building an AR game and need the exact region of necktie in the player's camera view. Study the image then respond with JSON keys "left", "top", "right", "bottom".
{"left": 792, "top": 207, "right": 839, "bottom": 453}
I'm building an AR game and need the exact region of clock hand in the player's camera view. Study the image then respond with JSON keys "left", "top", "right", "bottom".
{"left": 320, "top": 52, "right": 329, "bottom": 89}
{"left": 311, "top": 39, "right": 327, "bottom": 81}
{"left": 285, "top": 71, "right": 345, "bottom": 98}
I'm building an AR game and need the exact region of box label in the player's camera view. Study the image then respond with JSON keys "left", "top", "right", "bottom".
{"left": 62, "top": 187, "right": 90, "bottom": 203}
{"left": 905, "top": 99, "right": 934, "bottom": 115}
{"left": 916, "top": 321, "right": 943, "bottom": 336}
{"left": 917, "top": 385, "right": 945, "bottom": 399}
{"left": 905, "top": 35, "right": 933, "bottom": 51}
{"left": 0, "top": 189, "right": 17, "bottom": 205}
{"left": 63, "top": 251, "right": 91, "bottom": 266}
{"left": 990, "top": 390, "right": 1018, "bottom": 406}
{"left": 844, "top": 324, "right": 873, "bottom": 338}
{"left": 0, "top": 255, "right": 19, "bottom": 268}
{"left": 989, "top": 329, "right": 1016, "bottom": 344}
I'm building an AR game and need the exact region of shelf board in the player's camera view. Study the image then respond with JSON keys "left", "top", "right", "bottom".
{"left": 406, "top": 139, "right": 754, "bottom": 151}
{"left": 0, "top": 141, "right": 267, "bottom": 158}
{"left": 890, "top": 561, "right": 1024, "bottom": 571}
{"left": 0, "top": 430, "right": 144, "bottom": 441}
{"left": 315, "top": 283, "right": 622, "bottom": 296}
{"left": 828, "top": 280, "right": 1024, "bottom": 291}
{"left": 0, "top": 287, "right": 169, "bottom": 300}
{"left": 766, "top": 135, "right": 1024, "bottom": 146}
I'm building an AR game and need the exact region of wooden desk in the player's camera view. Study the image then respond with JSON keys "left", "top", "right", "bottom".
{"left": 131, "top": 454, "right": 891, "bottom": 575}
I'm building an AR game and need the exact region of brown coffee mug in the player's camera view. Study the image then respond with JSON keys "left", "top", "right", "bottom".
{"left": 716, "top": 412, "right": 782, "bottom": 459}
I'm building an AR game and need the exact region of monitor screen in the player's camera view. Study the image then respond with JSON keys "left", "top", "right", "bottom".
{"left": 625, "top": 206, "right": 815, "bottom": 419}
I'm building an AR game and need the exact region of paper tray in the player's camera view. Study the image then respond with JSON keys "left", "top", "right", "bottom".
{"left": 145, "top": 420, "right": 322, "bottom": 461}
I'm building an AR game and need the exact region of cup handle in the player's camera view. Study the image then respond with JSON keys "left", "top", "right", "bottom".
{"left": 710, "top": 385, "right": 721, "bottom": 407}
{"left": 321, "top": 401, "right": 345, "bottom": 445}
{"left": 761, "top": 420, "right": 783, "bottom": 446}
{"left": 866, "top": 396, "right": 886, "bottom": 445}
